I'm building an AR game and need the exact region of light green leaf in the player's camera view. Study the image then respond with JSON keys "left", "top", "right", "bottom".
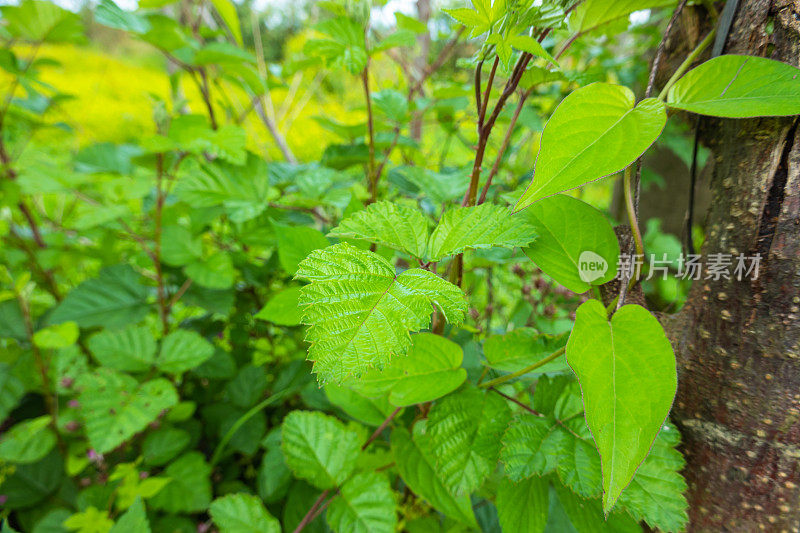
{"left": 0, "top": 0, "right": 83, "bottom": 43}
{"left": 257, "top": 445, "right": 291, "bottom": 504}
{"left": 514, "top": 83, "right": 666, "bottom": 211}
{"left": 483, "top": 328, "right": 569, "bottom": 374}
{"left": 149, "top": 452, "right": 212, "bottom": 513}
{"left": 325, "top": 384, "right": 396, "bottom": 426}
{"left": 184, "top": 252, "right": 235, "bottom": 290}
{"left": 160, "top": 225, "right": 201, "bottom": 267}
{"left": 372, "top": 90, "right": 409, "bottom": 122}
{"left": 63, "top": 507, "right": 113, "bottom": 533}
{"left": 553, "top": 483, "right": 642, "bottom": 533}
{"left": 255, "top": 286, "right": 304, "bottom": 326}
{"left": 275, "top": 223, "right": 330, "bottom": 275}
{"left": 496, "top": 476, "right": 548, "bottom": 533}
{"left": 508, "top": 34, "right": 557, "bottom": 65}
{"left": 95, "top": 0, "right": 150, "bottom": 33}
{"left": 520, "top": 194, "right": 619, "bottom": 293}
{"left": 48, "top": 265, "right": 150, "bottom": 329}
{"left": 618, "top": 423, "right": 688, "bottom": 532}
{"left": 351, "top": 333, "right": 467, "bottom": 407}
{"left": 667, "top": 54, "right": 800, "bottom": 118}
{"left": 566, "top": 300, "right": 677, "bottom": 512}
{"left": 281, "top": 410, "right": 361, "bottom": 490}
{"left": 87, "top": 325, "right": 157, "bottom": 373}
{"left": 501, "top": 415, "right": 565, "bottom": 481}
{"left": 77, "top": 370, "right": 179, "bottom": 454}
{"left": 209, "top": 0, "right": 242, "bottom": 44}
{"left": 110, "top": 498, "right": 150, "bottom": 533}
{"left": 428, "top": 386, "right": 512, "bottom": 495}
{"left": 33, "top": 321, "right": 79, "bottom": 349}
{"left": 391, "top": 426, "right": 477, "bottom": 527}
{"left": 0, "top": 363, "right": 25, "bottom": 421}
{"left": 328, "top": 201, "right": 429, "bottom": 259}
{"left": 296, "top": 243, "right": 466, "bottom": 384}
{"left": 209, "top": 493, "right": 281, "bottom": 533}
{"left": 569, "top": 0, "right": 676, "bottom": 34}
{"left": 427, "top": 204, "right": 538, "bottom": 261}
{"left": 157, "top": 329, "right": 214, "bottom": 374}
{"left": 326, "top": 472, "right": 396, "bottom": 533}
{"left": 0, "top": 416, "right": 56, "bottom": 464}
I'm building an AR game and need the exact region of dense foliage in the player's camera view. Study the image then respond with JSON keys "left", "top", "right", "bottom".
{"left": 1, "top": 0, "right": 799, "bottom": 531}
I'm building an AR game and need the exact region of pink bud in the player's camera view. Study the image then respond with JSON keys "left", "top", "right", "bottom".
{"left": 61, "top": 377, "right": 74, "bottom": 388}
{"left": 65, "top": 421, "right": 79, "bottom": 432}
{"left": 139, "top": 471, "right": 149, "bottom": 479}
{"left": 68, "top": 399, "right": 80, "bottom": 409}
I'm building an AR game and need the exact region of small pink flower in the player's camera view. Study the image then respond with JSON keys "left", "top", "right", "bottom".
{"left": 61, "top": 377, "right": 74, "bottom": 388}
{"left": 0, "top": 495, "right": 7, "bottom": 505}
{"left": 139, "top": 471, "right": 149, "bottom": 479}
{"left": 68, "top": 399, "right": 80, "bottom": 409}
{"left": 87, "top": 449, "right": 104, "bottom": 463}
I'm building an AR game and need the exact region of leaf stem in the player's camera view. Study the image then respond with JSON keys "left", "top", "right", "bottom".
{"left": 657, "top": 27, "right": 717, "bottom": 101}
{"left": 478, "top": 346, "right": 566, "bottom": 389}
{"left": 623, "top": 166, "right": 645, "bottom": 261}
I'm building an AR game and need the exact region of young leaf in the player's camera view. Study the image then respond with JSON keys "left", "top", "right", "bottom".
{"left": 427, "top": 204, "right": 538, "bottom": 261}
{"left": 514, "top": 83, "right": 666, "bottom": 211}
{"left": 208, "top": 0, "right": 242, "bottom": 45}
{"left": 326, "top": 472, "right": 396, "bottom": 533}
{"left": 0, "top": 416, "right": 56, "bottom": 464}
{"left": 296, "top": 243, "right": 466, "bottom": 383}
{"left": 209, "top": 493, "right": 281, "bottom": 533}
{"left": 350, "top": 333, "right": 467, "bottom": 407}
{"left": 327, "top": 201, "right": 429, "bottom": 259}
{"left": 281, "top": 411, "right": 361, "bottom": 490}
{"left": 483, "top": 328, "right": 569, "bottom": 374}
{"left": 157, "top": 329, "right": 215, "bottom": 375}
{"left": 428, "top": 386, "right": 512, "bottom": 495}
{"left": 87, "top": 325, "right": 157, "bottom": 373}
{"left": 569, "top": 0, "right": 675, "bottom": 34}
{"left": 391, "top": 425, "right": 478, "bottom": 527}
{"left": 110, "top": 498, "right": 150, "bottom": 533}
{"left": 667, "top": 54, "right": 800, "bottom": 118}
{"left": 254, "top": 286, "right": 304, "bottom": 326}
{"left": 149, "top": 452, "right": 212, "bottom": 513}
{"left": 566, "top": 300, "right": 677, "bottom": 512}
{"left": 508, "top": 35, "right": 557, "bottom": 65}
{"left": 77, "top": 370, "right": 179, "bottom": 454}
{"left": 496, "top": 476, "right": 549, "bottom": 533}
{"left": 519, "top": 194, "right": 619, "bottom": 293}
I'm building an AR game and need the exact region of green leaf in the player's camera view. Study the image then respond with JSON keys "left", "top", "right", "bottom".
{"left": 667, "top": 54, "right": 800, "bottom": 118}
{"left": 507, "top": 35, "right": 557, "bottom": 65}
{"left": 326, "top": 472, "right": 396, "bottom": 533}
{"left": 110, "top": 498, "right": 150, "bottom": 533}
{"left": 33, "top": 321, "right": 79, "bottom": 349}
{"left": 350, "top": 333, "right": 467, "bottom": 407}
{"left": 483, "top": 328, "right": 569, "bottom": 374}
{"left": 257, "top": 435, "right": 292, "bottom": 504}
{"left": 210, "top": 493, "right": 281, "bottom": 533}
{"left": 184, "top": 253, "right": 235, "bottom": 290}
{"left": 0, "top": 416, "right": 56, "bottom": 464}
{"left": 566, "top": 300, "right": 677, "bottom": 512}
{"left": 501, "top": 415, "right": 564, "bottom": 481}
{"left": 496, "top": 476, "right": 549, "bottom": 533}
{"left": 149, "top": 452, "right": 212, "bottom": 513}
{"left": 372, "top": 90, "right": 409, "bottom": 122}
{"left": 553, "top": 483, "right": 642, "bottom": 533}
{"left": 0, "top": 451, "right": 63, "bottom": 509}
{"left": 0, "top": 362, "right": 25, "bottom": 421}
{"left": 160, "top": 225, "right": 201, "bottom": 267}
{"left": 520, "top": 194, "right": 619, "bottom": 293}
{"left": 569, "top": 0, "right": 676, "bottom": 34}
{"left": 328, "top": 201, "right": 429, "bottom": 259}
{"left": 296, "top": 243, "right": 466, "bottom": 384}
{"left": 427, "top": 204, "right": 538, "bottom": 261}
{"left": 0, "top": 0, "right": 83, "bottom": 43}
{"left": 281, "top": 410, "right": 361, "bottom": 490}
{"left": 391, "top": 425, "right": 477, "bottom": 527}
{"left": 514, "top": 83, "right": 666, "bottom": 211}
{"left": 618, "top": 423, "right": 688, "bottom": 532}
{"left": 255, "top": 286, "right": 304, "bottom": 326}
{"left": 48, "top": 265, "right": 150, "bottom": 329}
{"left": 443, "top": 7, "right": 491, "bottom": 37}
{"left": 275, "top": 223, "right": 330, "bottom": 274}
{"left": 142, "top": 427, "right": 191, "bottom": 467}
{"left": 157, "top": 329, "right": 214, "bottom": 374}
{"left": 325, "top": 384, "right": 396, "bottom": 426}
{"left": 428, "top": 386, "right": 512, "bottom": 495}
{"left": 77, "top": 370, "right": 179, "bottom": 454}
{"left": 95, "top": 0, "right": 150, "bottom": 33}
{"left": 0, "top": 299, "right": 26, "bottom": 340}
{"left": 87, "top": 325, "right": 157, "bottom": 373}
{"left": 209, "top": 0, "right": 242, "bottom": 44}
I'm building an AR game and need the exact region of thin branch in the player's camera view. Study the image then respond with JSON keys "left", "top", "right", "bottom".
{"left": 490, "top": 387, "right": 544, "bottom": 417}
{"left": 362, "top": 64, "right": 377, "bottom": 202}
{"left": 479, "top": 346, "right": 566, "bottom": 389}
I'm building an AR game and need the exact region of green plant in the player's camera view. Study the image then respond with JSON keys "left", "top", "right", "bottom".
{"left": 2, "top": 0, "right": 799, "bottom": 532}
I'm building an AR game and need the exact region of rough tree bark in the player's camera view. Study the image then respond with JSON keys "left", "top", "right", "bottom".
{"left": 663, "top": 0, "right": 800, "bottom": 530}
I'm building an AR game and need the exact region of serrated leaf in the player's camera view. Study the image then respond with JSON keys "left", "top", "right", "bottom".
{"left": 0, "top": 451, "right": 63, "bottom": 509}
{"left": 553, "top": 483, "right": 642, "bottom": 533}
{"left": 110, "top": 498, "right": 150, "bottom": 533}
{"left": 566, "top": 300, "right": 677, "bottom": 512}
{"left": 48, "top": 265, "right": 150, "bottom": 328}
{"left": 507, "top": 35, "right": 556, "bottom": 65}
{"left": 427, "top": 204, "right": 537, "bottom": 261}
{"left": 483, "top": 328, "right": 569, "bottom": 374}
{"left": 33, "top": 321, "right": 78, "bottom": 349}
{"left": 0, "top": 0, "right": 83, "bottom": 43}
{"left": 184, "top": 252, "right": 235, "bottom": 289}
{"left": 160, "top": 225, "right": 201, "bottom": 267}
{"left": 255, "top": 286, "right": 304, "bottom": 326}
{"left": 0, "top": 416, "right": 56, "bottom": 464}
{"left": 428, "top": 386, "right": 512, "bottom": 495}
{"left": 443, "top": 7, "right": 490, "bottom": 36}
{"left": 328, "top": 201, "right": 429, "bottom": 259}
{"left": 520, "top": 194, "right": 619, "bottom": 293}
{"left": 351, "top": 333, "right": 467, "bottom": 407}
{"left": 296, "top": 243, "right": 466, "bottom": 383}
{"left": 142, "top": 427, "right": 191, "bottom": 467}
{"left": 391, "top": 425, "right": 477, "bottom": 527}
{"left": 281, "top": 411, "right": 361, "bottom": 490}
{"left": 77, "top": 370, "right": 179, "bottom": 454}
{"left": 326, "top": 472, "right": 396, "bottom": 533}
{"left": 496, "top": 476, "right": 548, "bottom": 533}
{"left": 157, "top": 329, "right": 214, "bottom": 374}
{"left": 569, "top": 0, "right": 676, "bottom": 34}
{"left": 667, "top": 54, "right": 800, "bottom": 118}
{"left": 210, "top": 493, "right": 281, "bottom": 533}
{"left": 275, "top": 223, "right": 330, "bottom": 275}
{"left": 149, "top": 452, "right": 212, "bottom": 513}
{"left": 325, "top": 384, "right": 396, "bottom": 426}
{"left": 618, "top": 424, "right": 688, "bottom": 532}
{"left": 514, "top": 84, "right": 666, "bottom": 211}
{"left": 501, "top": 415, "right": 565, "bottom": 481}
{"left": 87, "top": 325, "right": 157, "bottom": 373}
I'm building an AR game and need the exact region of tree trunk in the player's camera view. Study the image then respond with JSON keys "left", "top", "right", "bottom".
{"left": 666, "top": 1, "right": 800, "bottom": 530}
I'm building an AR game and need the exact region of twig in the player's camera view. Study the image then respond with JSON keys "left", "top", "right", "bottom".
{"left": 362, "top": 65, "right": 377, "bottom": 202}
{"left": 489, "top": 387, "right": 544, "bottom": 417}
{"left": 479, "top": 346, "right": 566, "bottom": 389}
